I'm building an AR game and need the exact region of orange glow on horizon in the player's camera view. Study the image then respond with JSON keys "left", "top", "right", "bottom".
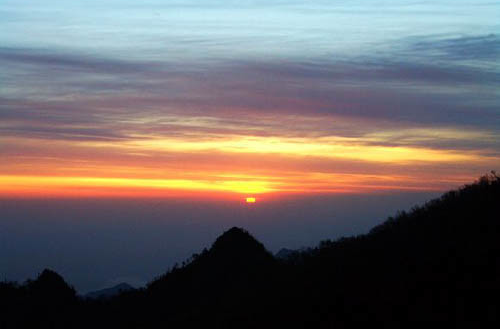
{"left": 0, "top": 171, "right": 479, "bottom": 199}
{"left": 1, "top": 124, "right": 497, "bottom": 199}
{"left": 0, "top": 175, "right": 274, "bottom": 196}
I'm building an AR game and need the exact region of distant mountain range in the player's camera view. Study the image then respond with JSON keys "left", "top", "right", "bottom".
{"left": 1, "top": 173, "right": 499, "bottom": 328}
{"left": 85, "top": 283, "right": 135, "bottom": 300}
{"left": 275, "top": 247, "right": 312, "bottom": 260}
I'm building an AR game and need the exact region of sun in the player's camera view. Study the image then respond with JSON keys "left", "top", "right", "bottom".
{"left": 245, "top": 197, "right": 256, "bottom": 203}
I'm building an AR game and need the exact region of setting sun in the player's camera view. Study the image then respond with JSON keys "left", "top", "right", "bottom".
{"left": 246, "top": 197, "right": 256, "bottom": 203}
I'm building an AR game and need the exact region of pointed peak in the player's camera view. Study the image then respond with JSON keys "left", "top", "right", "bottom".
{"left": 222, "top": 227, "right": 251, "bottom": 238}
{"left": 212, "top": 227, "right": 259, "bottom": 248}
{"left": 209, "top": 227, "right": 273, "bottom": 262}
{"left": 37, "top": 268, "right": 67, "bottom": 284}
{"left": 28, "top": 268, "right": 76, "bottom": 300}
{"left": 114, "top": 282, "right": 134, "bottom": 289}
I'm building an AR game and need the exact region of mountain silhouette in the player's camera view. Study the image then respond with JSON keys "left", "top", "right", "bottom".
{"left": 148, "top": 227, "right": 275, "bottom": 287}
{"left": 201, "top": 226, "right": 276, "bottom": 270}
{"left": 275, "top": 247, "right": 297, "bottom": 259}
{"left": 295, "top": 172, "right": 500, "bottom": 326}
{"left": 0, "top": 269, "right": 78, "bottom": 328}
{"left": 1, "top": 173, "right": 499, "bottom": 328}
{"left": 26, "top": 269, "right": 76, "bottom": 302}
{"left": 142, "top": 227, "right": 282, "bottom": 327}
{"left": 85, "top": 282, "right": 134, "bottom": 299}
{"left": 147, "top": 227, "right": 278, "bottom": 304}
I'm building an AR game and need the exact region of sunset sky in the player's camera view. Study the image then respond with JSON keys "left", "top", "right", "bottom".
{"left": 1, "top": 0, "right": 499, "bottom": 291}
{"left": 1, "top": 0, "right": 499, "bottom": 199}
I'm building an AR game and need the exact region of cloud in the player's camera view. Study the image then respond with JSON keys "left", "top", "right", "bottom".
{"left": 409, "top": 34, "right": 500, "bottom": 62}
{"left": 1, "top": 34, "right": 499, "bottom": 194}
{"left": 0, "top": 124, "right": 129, "bottom": 142}
{"left": 0, "top": 47, "right": 164, "bottom": 74}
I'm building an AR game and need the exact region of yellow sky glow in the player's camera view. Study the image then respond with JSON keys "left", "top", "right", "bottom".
{"left": 1, "top": 126, "right": 497, "bottom": 198}
{"left": 114, "top": 135, "right": 483, "bottom": 163}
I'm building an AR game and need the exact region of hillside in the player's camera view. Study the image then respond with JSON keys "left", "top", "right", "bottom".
{"left": 294, "top": 172, "right": 500, "bottom": 326}
{"left": 144, "top": 227, "right": 282, "bottom": 327}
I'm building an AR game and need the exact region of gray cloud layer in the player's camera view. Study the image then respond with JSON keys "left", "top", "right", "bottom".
{"left": 1, "top": 34, "right": 499, "bottom": 152}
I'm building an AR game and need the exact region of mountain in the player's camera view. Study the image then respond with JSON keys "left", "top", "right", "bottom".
{"left": 275, "top": 247, "right": 312, "bottom": 260}
{"left": 1, "top": 269, "right": 79, "bottom": 328}
{"left": 26, "top": 269, "right": 77, "bottom": 302}
{"left": 275, "top": 248, "right": 296, "bottom": 259}
{"left": 145, "top": 227, "right": 282, "bottom": 326}
{"left": 147, "top": 226, "right": 278, "bottom": 296}
{"left": 296, "top": 172, "right": 500, "bottom": 325}
{"left": 85, "top": 282, "right": 134, "bottom": 299}
{"left": 148, "top": 227, "right": 276, "bottom": 290}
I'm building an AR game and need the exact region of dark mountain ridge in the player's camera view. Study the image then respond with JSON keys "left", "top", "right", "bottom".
{"left": 148, "top": 227, "right": 276, "bottom": 292}
{"left": 291, "top": 172, "right": 500, "bottom": 325}
{"left": 145, "top": 227, "right": 281, "bottom": 326}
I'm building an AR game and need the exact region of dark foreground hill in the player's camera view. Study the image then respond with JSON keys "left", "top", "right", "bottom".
{"left": 1, "top": 173, "right": 499, "bottom": 328}
{"left": 293, "top": 172, "right": 500, "bottom": 326}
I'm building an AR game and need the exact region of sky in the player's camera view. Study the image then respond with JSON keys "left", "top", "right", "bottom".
{"left": 1, "top": 0, "right": 499, "bottom": 292}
